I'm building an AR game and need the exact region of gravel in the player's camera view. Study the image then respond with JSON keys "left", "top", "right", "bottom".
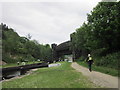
{"left": 71, "top": 62, "right": 119, "bottom": 88}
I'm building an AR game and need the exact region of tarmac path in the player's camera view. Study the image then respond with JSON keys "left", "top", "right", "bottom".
{"left": 71, "top": 62, "right": 119, "bottom": 88}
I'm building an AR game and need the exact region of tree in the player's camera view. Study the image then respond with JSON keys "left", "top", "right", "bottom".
{"left": 1, "top": 23, "right": 53, "bottom": 63}
{"left": 87, "top": 2, "right": 120, "bottom": 52}
{"left": 71, "top": 1, "right": 120, "bottom": 60}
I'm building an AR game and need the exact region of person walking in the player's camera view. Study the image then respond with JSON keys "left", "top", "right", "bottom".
{"left": 86, "top": 54, "right": 94, "bottom": 72}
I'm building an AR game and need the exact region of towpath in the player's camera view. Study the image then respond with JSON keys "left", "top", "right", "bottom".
{"left": 71, "top": 62, "right": 119, "bottom": 88}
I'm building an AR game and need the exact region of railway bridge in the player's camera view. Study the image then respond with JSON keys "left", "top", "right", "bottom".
{"left": 51, "top": 41, "right": 84, "bottom": 62}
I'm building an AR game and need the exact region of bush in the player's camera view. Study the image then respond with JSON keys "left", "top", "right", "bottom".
{"left": 3, "top": 55, "right": 17, "bottom": 63}
{"left": 26, "top": 55, "right": 36, "bottom": 62}
{"left": 76, "top": 56, "right": 85, "bottom": 62}
{"left": 95, "top": 52, "right": 119, "bottom": 69}
{"left": 91, "top": 48, "right": 108, "bottom": 57}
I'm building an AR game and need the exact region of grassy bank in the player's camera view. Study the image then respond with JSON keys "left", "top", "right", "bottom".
{"left": 76, "top": 61, "right": 118, "bottom": 77}
{"left": 2, "top": 62, "right": 98, "bottom": 88}
{"left": 1, "top": 61, "right": 43, "bottom": 68}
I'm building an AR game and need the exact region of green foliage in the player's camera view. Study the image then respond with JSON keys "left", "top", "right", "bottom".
{"left": 77, "top": 61, "right": 118, "bottom": 77}
{"left": 76, "top": 56, "right": 85, "bottom": 61}
{"left": 91, "top": 48, "right": 108, "bottom": 57}
{"left": 71, "top": 2, "right": 120, "bottom": 69}
{"left": 87, "top": 2, "right": 120, "bottom": 52}
{"left": 95, "top": 52, "right": 119, "bottom": 69}
{"left": 2, "top": 54, "right": 14, "bottom": 63}
{"left": 1, "top": 23, "right": 52, "bottom": 63}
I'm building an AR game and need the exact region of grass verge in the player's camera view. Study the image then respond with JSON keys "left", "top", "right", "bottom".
{"left": 1, "top": 61, "right": 42, "bottom": 68}
{"left": 76, "top": 61, "right": 118, "bottom": 77}
{"left": 2, "top": 62, "right": 98, "bottom": 88}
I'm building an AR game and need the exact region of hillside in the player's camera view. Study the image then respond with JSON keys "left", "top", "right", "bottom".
{"left": 1, "top": 23, "right": 52, "bottom": 64}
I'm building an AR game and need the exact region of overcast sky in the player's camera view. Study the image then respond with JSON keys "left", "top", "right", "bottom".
{"left": 1, "top": 0, "right": 102, "bottom": 45}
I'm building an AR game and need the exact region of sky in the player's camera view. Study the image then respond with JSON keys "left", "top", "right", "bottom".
{"left": 0, "top": 0, "right": 102, "bottom": 45}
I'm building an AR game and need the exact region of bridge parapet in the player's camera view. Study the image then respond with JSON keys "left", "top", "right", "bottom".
{"left": 56, "top": 41, "right": 71, "bottom": 51}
